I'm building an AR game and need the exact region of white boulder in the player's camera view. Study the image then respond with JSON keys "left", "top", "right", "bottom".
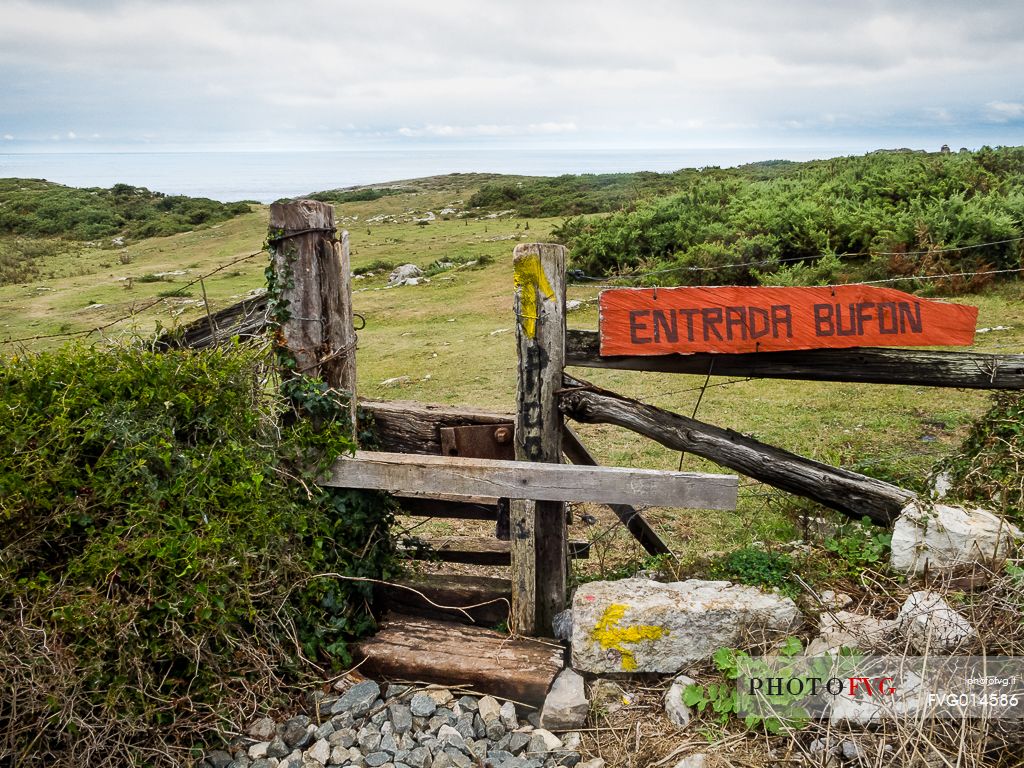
{"left": 898, "top": 590, "right": 978, "bottom": 654}
{"left": 540, "top": 668, "right": 589, "bottom": 730}
{"left": 570, "top": 578, "right": 801, "bottom": 674}
{"left": 890, "top": 501, "right": 1020, "bottom": 574}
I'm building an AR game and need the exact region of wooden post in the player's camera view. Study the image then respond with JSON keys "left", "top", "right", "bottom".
{"left": 511, "top": 243, "right": 567, "bottom": 636}
{"left": 268, "top": 201, "right": 357, "bottom": 433}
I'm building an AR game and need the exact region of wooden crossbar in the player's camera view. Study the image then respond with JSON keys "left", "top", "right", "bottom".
{"left": 324, "top": 450, "right": 737, "bottom": 510}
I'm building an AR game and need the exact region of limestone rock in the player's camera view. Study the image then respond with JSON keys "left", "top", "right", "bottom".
{"left": 571, "top": 578, "right": 801, "bottom": 674}
{"left": 664, "top": 675, "right": 695, "bottom": 727}
{"left": 248, "top": 717, "right": 278, "bottom": 741}
{"left": 890, "top": 501, "right": 1021, "bottom": 574}
{"left": 898, "top": 590, "right": 978, "bottom": 654}
{"left": 540, "top": 668, "right": 589, "bottom": 730}
{"left": 304, "top": 738, "right": 330, "bottom": 765}
{"left": 672, "top": 755, "right": 706, "bottom": 768}
{"left": 805, "top": 611, "right": 897, "bottom": 655}
{"left": 334, "top": 681, "right": 381, "bottom": 717}
{"left": 388, "top": 264, "right": 424, "bottom": 287}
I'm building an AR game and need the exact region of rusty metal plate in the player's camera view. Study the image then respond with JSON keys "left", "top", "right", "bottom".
{"left": 439, "top": 423, "right": 515, "bottom": 460}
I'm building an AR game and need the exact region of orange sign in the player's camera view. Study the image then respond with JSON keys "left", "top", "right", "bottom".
{"left": 599, "top": 286, "right": 978, "bottom": 356}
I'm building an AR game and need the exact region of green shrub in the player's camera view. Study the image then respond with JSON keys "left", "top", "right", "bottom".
{"left": 708, "top": 547, "right": 797, "bottom": 595}
{"left": 823, "top": 517, "right": 892, "bottom": 575}
{"left": 0, "top": 342, "right": 397, "bottom": 764}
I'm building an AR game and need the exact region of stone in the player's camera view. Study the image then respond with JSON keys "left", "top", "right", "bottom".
{"left": 664, "top": 675, "right": 696, "bottom": 727}
{"left": 890, "top": 501, "right": 1021, "bottom": 574}
{"left": 364, "top": 752, "right": 391, "bottom": 768}
{"left": 571, "top": 578, "right": 801, "bottom": 674}
{"left": 507, "top": 731, "right": 531, "bottom": 755}
{"left": 249, "top": 743, "right": 271, "bottom": 760}
{"left": 477, "top": 695, "right": 501, "bottom": 723}
{"left": 528, "top": 729, "right": 562, "bottom": 754}
{"left": 329, "top": 728, "right": 356, "bottom": 748}
{"left": 406, "top": 747, "right": 431, "bottom": 768}
{"left": 305, "top": 739, "right": 331, "bottom": 765}
{"left": 314, "top": 722, "right": 335, "bottom": 741}
{"left": 454, "top": 712, "right": 475, "bottom": 741}
{"left": 250, "top": 760, "right": 275, "bottom": 768}
{"left": 334, "top": 681, "right": 382, "bottom": 718}
{"left": 819, "top": 590, "right": 853, "bottom": 611}
{"left": 436, "top": 724, "right": 466, "bottom": 752}
{"left": 805, "top": 611, "right": 897, "bottom": 655}
{"left": 282, "top": 716, "right": 312, "bottom": 748}
{"left": 560, "top": 733, "right": 581, "bottom": 751}
{"left": 358, "top": 724, "right": 382, "bottom": 753}
{"left": 553, "top": 750, "right": 581, "bottom": 767}
{"left": 332, "top": 712, "right": 355, "bottom": 730}
{"left": 389, "top": 703, "right": 413, "bottom": 735}
{"left": 540, "top": 669, "right": 589, "bottom": 730}
{"left": 249, "top": 717, "right": 278, "bottom": 741}
{"left": 430, "top": 752, "right": 453, "bottom": 768}
{"left": 671, "top": 755, "right": 706, "bottom": 768}
{"left": 840, "top": 740, "right": 862, "bottom": 760}
{"left": 387, "top": 684, "right": 413, "bottom": 700}
{"left": 588, "top": 680, "right": 630, "bottom": 716}
{"left": 207, "top": 751, "right": 234, "bottom": 768}
{"left": 330, "top": 745, "right": 349, "bottom": 765}
{"left": 410, "top": 693, "right": 437, "bottom": 718}
{"left": 426, "top": 689, "right": 454, "bottom": 706}
{"left": 267, "top": 739, "right": 290, "bottom": 759}
{"left": 388, "top": 264, "right": 424, "bottom": 287}
{"left": 380, "top": 732, "right": 399, "bottom": 754}
{"left": 456, "top": 696, "right": 478, "bottom": 713}
{"left": 552, "top": 609, "right": 573, "bottom": 641}
{"left": 499, "top": 701, "right": 518, "bottom": 731}
{"left": 898, "top": 590, "right": 978, "bottom": 653}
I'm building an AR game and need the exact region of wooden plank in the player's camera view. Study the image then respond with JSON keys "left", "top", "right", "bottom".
{"left": 355, "top": 614, "right": 564, "bottom": 707}
{"left": 325, "top": 451, "right": 738, "bottom": 509}
{"left": 567, "top": 329, "right": 1024, "bottom": 389}
{"left": 157, "top": 293, "right": 270, "bottom": 350}
{"left": 559, "top": 374, "right": 913, "bottom": 525}
{"left": 380, "top": 574, "right": 511, "bottom": 626}
{"left": 560, "top": 425, "right": 673, "bottom": 557}
{"left": 396, "top": 496, "right": 497, "bottom": 520}
{"left": 599, "top": 285, "right": 977, "bottom": 355}
{"left": 399, "top": 537, "right": 590, "bottom": 565}
{"left": 512, "top": 243, "right": 568, "bottom": 636}
{"left": 361, "top": 399, "right": 514, "bottom": 455}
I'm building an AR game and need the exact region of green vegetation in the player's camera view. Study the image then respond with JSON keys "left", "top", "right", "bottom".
{"left": 823, "top": 517, "right": 893, "bottom": 575}
{"left": 708, "top": 547, "right": 798, "bottom": 596}
{"left": 0, "top": 343, "right": 397, "bottom": 764}
{"left": 943, "top": 391, "right": 1024, "bottom": 523}
{"left": 469, "top": 148, "right": 1024, "bottom": 290}
{"left": 0, "top": 179, "right": 251, "bottom": 241}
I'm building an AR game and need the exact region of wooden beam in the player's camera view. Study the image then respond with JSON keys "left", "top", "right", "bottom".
{"left": 157, "top": 293, "right": 269, "bottom": 350}
{"left": 379, "top": 574, "right": 511, "bottom": 626}
{"left": 325, "top": 451, "right": 738, "bottom": 509}
{"left": 559, "top": 375, "right": 913, "bottom": 525}
{"left": 566, "top": 329, "right": 1024, "bottom": 389}
{"left": 398, "top": 537, "right": 591, "bottom": 565}
{"left": 360, "top": 399, "right": 513, "bottom": 455}
{"left": 512, "top": 243, "right": 568, "bottom": 636}
{"left": 395, "top": 496, "right": 497, "bottom": 520}
{"left": 355, "top": 614, "right": 564, "bottom": 707}
{"left": 560, "top": 425, "right": 673, "bottom": 557}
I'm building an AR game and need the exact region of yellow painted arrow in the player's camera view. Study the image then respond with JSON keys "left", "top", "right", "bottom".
{"left": 513, "top": 252, "right": 555, "bottom": 340}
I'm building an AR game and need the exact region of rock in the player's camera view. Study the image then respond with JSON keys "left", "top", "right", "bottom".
{"left": 528, "top": 729, "right": 562, "bottom": 754}
{"left": 672, "top": 755, "right": 706, "bottom": 768}
{"left": 249, "top": 742, "right": 271, "bottom": 760}
{"left": 267, "top": 738, "right": 290, "bottom": 759}
{"left": 565, "top": 300, "right": 583, "bottom": 312}
{"left": 540, "top": 669, "right": 589, "bottom": 730}
{"left": 552, "top": 609, "right": 573, "bottom": 642}
{"left": 664, "top": 675, "right": 695, "bottom": 727}
{"left": 365, "top": 752, "right": 391, "bottom": 768}
{"left": 313, "top": 721, "right": 334, "bottom": 741}
{"left": 388, "top": 264, "right": 424, "bottom": 287}
{"left": 805, "top": 610, "right": 897, "bottom": 655}
{"left": 427, "top": 689, "right": 454, "bottom": 706}
{"left": 330, "top": 745, "right": 349, "bottom": 765}
{"left": 387, "top": 684, "right": 413, "bottom": 699}
{"left": 248, "top": 717, "right": 278, "bottom": 741}
{"left": 890, "top": 501, "right": 1021, "bottom": 574}
{"left": 819, "top": 590, "right": 853, "bottom": 611}
{"left": 437, "top": 724, "right": 467, "bottom": 751}
{"left": 206, "top": 751, "right": 234, "bottom": 768}
{"left": 410, "top": 693, "right": 437, "bottom": 718}
{"left": 304, "top": 739, "right": 331, "bottom": 765}
{"left": 406, "top": 746, "right": 432, "bottom": 768}
{"left": 380, "top": 376, "right": 412, "bottom": 388}
{"left": 477, "top": 695, "right": 501, "bottom": 723}
{"left": 334, "top": 681, "right": 381, "bottom": 717}
{"left": 840, "top": 740, "right": 862, "bottom": 760}
{"left": 358, "top": 724, "right": 383, "bottom": 752}
{"left": 456, "top": 696, "right": 478, "bottom": 713}
{"left": 282, "top": 716, "right": 312, "bottom": 748}
{"left": 507, "top": 731, "right": 530, "bottom": 755}
{"left": 499, "top": 701, "right": 517, "bottom": 731}
{"left": 329, "top": 728, "right": 356, "bottom": 748}
{"left": 390, "top": 703, "right": 413, "bottom": 735}
{"left": 571, "top": 578, "right": 801, "bottom": 673}
{"left": 898, "top": 590, "right": 978, "bottom": 653}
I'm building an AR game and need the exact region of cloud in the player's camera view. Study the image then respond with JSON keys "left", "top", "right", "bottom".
{"left": 2, "top": 134, "right": 13, "bottom": 140}
{"left": 0, "top": 0, "right": 1021, "bottom": 149}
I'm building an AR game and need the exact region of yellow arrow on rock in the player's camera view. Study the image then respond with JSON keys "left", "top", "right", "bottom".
{"left": 590, "top": 603, "right": 667, "bottom": 672}
{"left": 513, "top": 252, "right": 556, "bottom": 340}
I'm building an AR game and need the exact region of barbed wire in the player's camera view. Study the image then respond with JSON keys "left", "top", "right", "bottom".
{"left": 0, "top": 246, "right": 268, "bottom": 347}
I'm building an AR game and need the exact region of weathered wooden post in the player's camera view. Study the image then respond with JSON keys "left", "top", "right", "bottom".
{"left": 268, "top": 200, "right": 357, "bottom": 429}
{"left": 511, "top": 243, "right": 567, "bottom": 636}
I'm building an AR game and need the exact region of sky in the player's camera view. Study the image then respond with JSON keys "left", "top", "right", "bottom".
{"left": 1, "top": 0, "right": 1023, "bottom": 153}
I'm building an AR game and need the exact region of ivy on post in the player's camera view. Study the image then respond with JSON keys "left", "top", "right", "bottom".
{"left": 267, "top": 200, "right": 357, "bottom": 436}
{"left": 511, "top": 242, "right": 568, "bottom": 636}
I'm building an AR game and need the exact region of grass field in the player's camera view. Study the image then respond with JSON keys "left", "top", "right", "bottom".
{"left": 2, "top": 173, "right": 1022, "bottom": 573}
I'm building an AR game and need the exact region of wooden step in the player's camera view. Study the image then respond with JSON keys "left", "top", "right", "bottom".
{"left": 399, "top": 536, "right": 590, "bottom": 565}
{"left": 356, "top": 614, "right": 563, "bottom": 707}
{"left": 381, "top": 574, "right": 511, "bottom": 626}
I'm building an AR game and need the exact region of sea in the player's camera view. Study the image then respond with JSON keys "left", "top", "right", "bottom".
{"left": 0, "top": 147, "right": 857, "bottom": 204}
